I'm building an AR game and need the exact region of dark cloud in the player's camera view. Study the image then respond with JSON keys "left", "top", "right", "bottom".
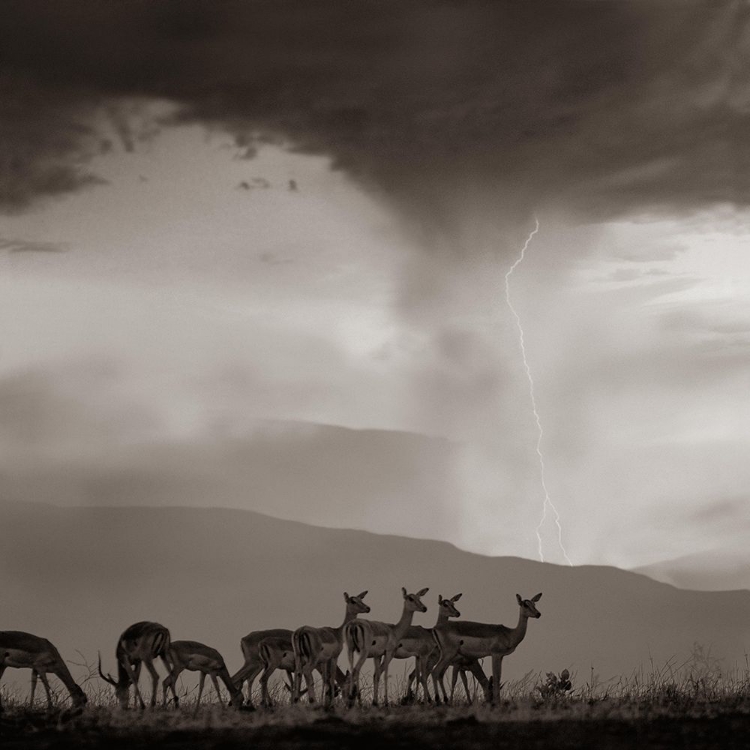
{"left": 1, "top": 0, "right": 745, "bottom": 234}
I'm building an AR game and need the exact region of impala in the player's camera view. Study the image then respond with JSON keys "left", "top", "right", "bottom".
{"left": 292, "top": 590, "right": 370, "bottom": 704}
{"left": 162, "top": 640, "right": 243, "bottom": 710}
{"left": 231, "top": 628, "right": 293, "bottom": 706}
{"left": 431, "top": 592, "right": 542, "bottom": 705}
{"left": 0, "top": 631, "right": 87, "bottom": 710}
{"left": 446, "top": 655, "right": 491, "bottom": 704}
{"left": 395, "top": 593, "right": 461, "bottom": 702}
{"left": 98, "top": 621, "right": 173, "bottom": 709}
{"left": 345, "top": 587, "right": 428, "bottom": 706}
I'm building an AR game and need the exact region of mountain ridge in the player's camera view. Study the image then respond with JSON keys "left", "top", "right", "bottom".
{"left": 2, "top": 502, "right": 749, "bottom": 696}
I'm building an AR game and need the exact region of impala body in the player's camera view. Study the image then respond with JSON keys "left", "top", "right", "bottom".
{"left": 231, "top": 627, "right": 292, "bottom": 705}
{"left": 257, "top": 636, "right": 297, "bottom": 707}
{"left": 345, "top": 587, "right": 428, "bottom": 706}
{"left": 0, "top": 631, "right": 87, "bottom": 710}
{"left": 163, "top": 640, "right": 243, "bottom": 709}
{"left": 432, "top": 593, "right": 542, "bottom": 705}
{"left": 395, "top": 593, "right": 462, "bottom": 702}
{"left": 99, "top": 621, "right": 173, "bottom": 709}
{"left": 292, "top": 590, "right": 369, "bottom": 705}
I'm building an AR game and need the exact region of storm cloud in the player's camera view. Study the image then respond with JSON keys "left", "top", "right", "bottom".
{"left": 1, "top": 0, "right": 746, "bottom": 234}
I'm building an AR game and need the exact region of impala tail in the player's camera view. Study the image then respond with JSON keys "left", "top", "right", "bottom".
{"left": 258, "top": 640, "right": 273, "bottom": 667}
{"left": 345, "top": 621, "right": 365, "bottom": 667}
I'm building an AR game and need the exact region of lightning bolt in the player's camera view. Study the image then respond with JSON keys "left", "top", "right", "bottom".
{"left": 504, "top": 218, "right": 573, "bottom": 566}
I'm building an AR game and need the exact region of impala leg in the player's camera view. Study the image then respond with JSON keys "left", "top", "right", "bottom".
{"left": 197, "top": 672, "right": 206, "bottom": 706}
{"left": 303, "top": 664, "right": 316, "bottom": 704}
{"left": 347, "top": 647, "right": 368, "bottom": 707}
{"left": 259, "top": 664, "right": 273, "bottom": 708}
{"left": 405, "top": 666, "right": 417, "bottom": 702}
{"left": 162, "top": 662, "right": 181, "bottom": 707}
{"left": 431, "top": 653, "right": 452, "bottom": 705}
{"left": 371, "top": 656, "right": 383, "bottom": 706}
{"left": 38, "top": 671, "right": 54, "bottom": 709}
{"left": 161, "top": 672, "right": 171, "bottom": 706}
{"left": 418, "top": 655, "right": 432, "bottom": 703}
{"left": 244, "top": 664, "right": 263, "bottom": 706}
{"left": 124, "top": 657, "right": 146, "bottom": 709}
{"left": 30, "top": 670, "right": 38, "bottom": 707}
{"left": 0, "top": 666, "right": 5, "bottom": 711}
{"left": 460, "top": 668, "right": 471, "bottom": 703}
{"left": 143, "top": 659, "right": 160, "bottom": 708}
{"left": 210, "top": 674, "right": 223, "bottom": 705}
{"left": 490, "top": 655, "right": 503, "bottom": 707}
{"left": 449, "top": 665, "right": 460, "bottom": 703}
{"left": 323, "top": 660, "right": 334, "bottom": 705}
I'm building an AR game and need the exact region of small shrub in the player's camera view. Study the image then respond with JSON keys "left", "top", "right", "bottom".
{"left": 536, "top": 669, "right": 572, "bottom": 700}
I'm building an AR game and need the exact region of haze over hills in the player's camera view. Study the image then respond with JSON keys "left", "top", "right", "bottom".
{"left": 2, "top": 501, "right": 749, "bottom": 697}
{"left": 0, "top": 417, "right": 463, "bottom": 548}
{"left": 634, "top": 548, "right": 750, "bottom": 593}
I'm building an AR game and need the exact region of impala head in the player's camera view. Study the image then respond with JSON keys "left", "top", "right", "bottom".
{"left": 228, "top": 688, "right": 244, "bottom": 709}
{"left": 438, "top": 592, "right": 462, "bottom": 618}
{"left": 70, "top": 684, "right": 88, "bottom": 708}
{"left": 97, "top": 651, "right": 130, "bottom": 708}
{"left": 516, "top": 592, "right": 542, "bottom": 618}
{"left": 344, "top": 590, "right": 371, "bottom": 614}
{"left": 402, "top": 586, "right": 429, "bottom": 613}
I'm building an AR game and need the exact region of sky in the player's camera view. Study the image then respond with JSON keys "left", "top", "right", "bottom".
{"left": 1, "top": 0, "right": 748, "bottom": 571}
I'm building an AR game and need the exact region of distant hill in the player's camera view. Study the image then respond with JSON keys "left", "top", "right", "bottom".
{"left": 2, "top": 502, "right": 749, "bottom": 696}
{"left": 0, "top": 420, "right": 463, "bottom": 547}
{"left": 634, "top": 548, "right": 750, "bottom": 592}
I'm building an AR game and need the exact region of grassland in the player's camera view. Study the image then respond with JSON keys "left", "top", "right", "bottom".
{"left": 3, "top": 658, "right": 750, "bottom": 749}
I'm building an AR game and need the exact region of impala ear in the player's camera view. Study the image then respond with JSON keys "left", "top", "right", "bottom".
{"left": 344, "top": 592, "right": 350, "bottom": 601}
{"left": 532, "top": 592, "right": 542, "bottom": 602}
{"left": 516, "top": 594, "right": 523, "bottom": 605}
{"left": 358, "top": 590, "right": 368, "bottom": 599}
{"left": 451, "top": 593, "right": 462, "bottom": 602}
{"left": 402, "top": 587, "right": 408, "bottom": 598}
{"left": 417, "top": 587, "right": 429, "bottom": 597}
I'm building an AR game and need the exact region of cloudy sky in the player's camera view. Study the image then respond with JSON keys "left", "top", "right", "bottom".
{"left": 1, "top": 0, "right": 748, "bottom": 571}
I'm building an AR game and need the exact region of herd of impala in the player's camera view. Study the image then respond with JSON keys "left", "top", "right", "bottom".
{"left": 0, "top": 587, "right": 543, "bottom": 711}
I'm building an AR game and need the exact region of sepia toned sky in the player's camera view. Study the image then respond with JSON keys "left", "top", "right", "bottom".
{"left": 1, "top": 1, "right": 748, "bottom": 570}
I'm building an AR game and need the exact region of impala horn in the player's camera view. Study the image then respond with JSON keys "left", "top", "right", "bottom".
{"left": 97, "top": 652, "right": 118, "bottom": 686}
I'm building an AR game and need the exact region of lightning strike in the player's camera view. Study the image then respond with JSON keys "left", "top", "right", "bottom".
{"left": 504, "top": 218, "right": 573, "bottom": 566}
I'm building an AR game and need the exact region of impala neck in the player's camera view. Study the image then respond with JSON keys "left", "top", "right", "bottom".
{"left": 52, "top": 657, "right": 81, "bottom": 696}
{"left": 434, "top": 609, "right": 452, "bottom": 627}
{"left": 508, "top": 609, "right": 531, "bottom": 648}
{"left": 393, "top": 604, "right": 417, "bottom": 637}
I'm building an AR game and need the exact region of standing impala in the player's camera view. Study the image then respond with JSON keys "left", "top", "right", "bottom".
{"left": 292, "top": 590, "right": 370, "bottom": 705}
{"left": 345, "top": 587, "right": 428, "bottom": 706}
{"left": 231, "top": 628, "right": 292, "bottom": 706}
{"left": 395, "top": 593, "right": 462, "bottom": 702}
{"left": 232, "top": 628, "right": 335, "bottom": 706}
{"left": 98, "top": 621, "right": 173, "bottom": 709}
{"left": 431, "top": 592, "right": 542, "bottom": 705}
{"left": 0, "top": 631, "right": 87, "bottom": 710}
{"left": 162, "top": 640, "right": 243, "bottom": 710}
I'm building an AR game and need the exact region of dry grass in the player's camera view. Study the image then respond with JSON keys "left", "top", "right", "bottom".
{"left": 2, "top": 648, "right": 750, "bottom": 730}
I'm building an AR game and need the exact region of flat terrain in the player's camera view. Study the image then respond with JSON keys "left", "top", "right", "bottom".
{"left": 3, "top": 700, "right": 750, "bottom": 750}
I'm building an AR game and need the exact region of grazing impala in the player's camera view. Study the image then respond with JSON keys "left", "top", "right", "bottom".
{"left": 162, "top": 640, "right": 243, "bottom": 709}
{"left": 292, "top": 591, "right": 370, "bottom": 704}
{"left": 345, "top": 587, "right": 428, "bottom": 706}
{"left": 431, "top": 593, "right": 542, "bottom": 705}
{"left": 0, "top": 631, "right": 87, "bottom": 710}
{"left": 98, "top": 621, "right": 173, "bottom": 709}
